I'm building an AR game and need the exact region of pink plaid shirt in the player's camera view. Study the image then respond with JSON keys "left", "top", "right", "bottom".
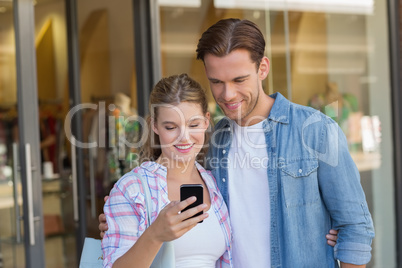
{"left": 102, "top": 161, "right": 233, "bottom": 267}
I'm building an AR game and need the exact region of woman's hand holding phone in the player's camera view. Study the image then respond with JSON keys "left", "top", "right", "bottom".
{"left": 148, "top": 197, "right": 209, "bottom": 243}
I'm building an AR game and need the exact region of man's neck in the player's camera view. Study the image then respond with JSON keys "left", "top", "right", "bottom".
{"left": 238, "top": 94, "right": 275, "bottom": 126}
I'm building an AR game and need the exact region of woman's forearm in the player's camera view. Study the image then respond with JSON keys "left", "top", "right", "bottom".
{"left": 112, "top": 226, "right": 163, "bottom": 268}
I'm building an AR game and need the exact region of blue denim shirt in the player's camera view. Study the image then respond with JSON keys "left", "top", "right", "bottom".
{"left": 206, "top": 92, "right": 375, "bottom": 267}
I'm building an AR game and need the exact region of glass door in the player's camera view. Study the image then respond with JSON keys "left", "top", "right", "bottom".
{"left": 0, "top": 1, "right": 25, "bottom": 266}
{"left": 1, "top": 0, "right": 142, "bottom": 266}
{"left": 0, "top": 0, "right": 46, "bottom": 267}
{"left": 33, "top": 0, "right": 79, "bottom": 266}
{"left": 1, "top": 0, "right": 79, "bottom": 267}
{"left": 75, "top": 0, "right": 139, "bottom": 238}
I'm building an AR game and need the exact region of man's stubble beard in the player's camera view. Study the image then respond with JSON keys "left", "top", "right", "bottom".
{"left": 221, "top": 85, "right": 260, "bottom": 125}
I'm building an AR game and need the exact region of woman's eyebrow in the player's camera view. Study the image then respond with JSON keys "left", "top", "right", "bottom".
{"left": 188, "top": 117, "right": 205, "bottom": 122}
{"left": 161, "top": 121, "right": 176, "bottom": 125}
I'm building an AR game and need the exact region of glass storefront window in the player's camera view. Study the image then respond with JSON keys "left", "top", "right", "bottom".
{"left": 0, "top": 0, "right": 397, "bottom": 266}
{"left": 1, "top": 0, "right": 139, "bottom": 267}
{"left": 76, "top": 0, "right": 139, "bottom": 238}
{"left": 159, "top": 0, "right": 395, "bottom": 267}
{"left": 0, "top": 2, "right": 25, "bottom": 267}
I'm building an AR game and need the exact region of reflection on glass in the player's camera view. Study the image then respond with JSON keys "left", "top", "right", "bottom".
{"left": 0, "top": 1, "right": 26, "bottom": 267}
{"left": 159, "top": 0, "right": 396, "bottom": 267}
{"left": 76, "top": 0, "right": 139, "bottom": 240}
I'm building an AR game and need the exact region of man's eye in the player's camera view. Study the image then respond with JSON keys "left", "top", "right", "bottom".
{"left": 211, "top": 80, "right": 221, "bottom": 84}
{"left": 235, "top": 79, "right": 245, "bottom": 83}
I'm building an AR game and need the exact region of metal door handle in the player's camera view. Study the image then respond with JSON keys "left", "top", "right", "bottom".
{"left": 12, "top": 143, "right": 21, "bottom": 243}
{"left": 25, "top": 143, "right": 35, "bottom": 246}
{"left": 71, "top": 136, "right": 79, "bottom": 221}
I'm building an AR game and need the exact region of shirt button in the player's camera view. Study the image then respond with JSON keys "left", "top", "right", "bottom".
{"left": 222, "top": 150, "right": 226, "bottom": 154}
{"left": 222, "top": 178, "right": 226, "bottom": 182}
{"left": 298, "top": 169, "right": 303, "bottom": 173}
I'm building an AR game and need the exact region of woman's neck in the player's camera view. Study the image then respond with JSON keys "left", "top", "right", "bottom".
{"left": 156, "top": 157, "right": 198, "bottom": 183}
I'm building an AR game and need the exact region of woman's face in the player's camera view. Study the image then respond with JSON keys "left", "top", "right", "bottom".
{"left": 152, "top": 102, "right": 210, "bottom": 165}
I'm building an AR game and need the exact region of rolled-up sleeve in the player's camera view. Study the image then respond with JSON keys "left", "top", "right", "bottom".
{"left": 316, "top": 117, "right": 375, "bottom": 265}
{"left": 101, "top": 177, "right": 146, "bottom": 268}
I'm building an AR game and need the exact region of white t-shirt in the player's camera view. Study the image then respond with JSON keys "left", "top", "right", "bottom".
{"left": 173, "top": 207, "right": 226, "bottom": 268}
{"left": 228, "top": 120, "right": 271, "bottom": 267}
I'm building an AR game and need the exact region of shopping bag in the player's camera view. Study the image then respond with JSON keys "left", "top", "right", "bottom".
{"left": 79, "top": 237, "right": 103, "bottom": 268}
{"left": 150, "top": 241, "right": 175, "bottom": 268}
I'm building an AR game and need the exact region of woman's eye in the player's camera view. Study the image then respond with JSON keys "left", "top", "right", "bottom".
{"left": 165, "top": 126, "right": 176, "bottom": 130}
{"left": 190, "top": 124, "right": 199, "bottom": 128}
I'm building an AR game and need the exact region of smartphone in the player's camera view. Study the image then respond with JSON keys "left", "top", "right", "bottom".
{"left": 180, "top": 184, "right": 204, "bottom": 223}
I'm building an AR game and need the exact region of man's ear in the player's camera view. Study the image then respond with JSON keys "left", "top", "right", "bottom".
{"left": 151, "top": 118, "right": 159, "bottom": 135}
{"left": 259, "top": 57, "right": 270, "bottom": 80}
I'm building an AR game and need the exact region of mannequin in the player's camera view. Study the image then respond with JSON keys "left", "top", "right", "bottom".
{"left": 113, "top": 93, "right": 136, "bottom": 117}
{"left": 108, "top": 93, "right": 140, "bottom": 185}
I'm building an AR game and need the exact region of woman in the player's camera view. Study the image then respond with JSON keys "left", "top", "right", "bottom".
{"left": 102, "top": 74, "right": 232, "bottom": 267}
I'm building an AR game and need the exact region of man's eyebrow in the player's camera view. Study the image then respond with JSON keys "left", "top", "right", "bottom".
{"left": 233, "top": 75, "right": 250, "bottom": 80}
{"left": 208, "top": 77, "right": 221, "bottom": 82}
{"left": 208, "top": 75, "right": 250, "bottom": 81}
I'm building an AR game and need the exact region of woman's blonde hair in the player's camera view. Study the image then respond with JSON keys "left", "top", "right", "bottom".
{"left": 139, "top": 73, "right": 210, "bottom": 163}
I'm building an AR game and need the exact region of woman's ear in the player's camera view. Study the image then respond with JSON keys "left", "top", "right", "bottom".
{"left": 205, "top": 112, "right": 211, "bottom": 129}
{"left": 151, "top": 118, "right": 159, "bottom": 135}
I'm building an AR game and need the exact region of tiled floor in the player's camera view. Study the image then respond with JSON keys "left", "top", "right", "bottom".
{"left": 0, "top": 178, "right": 103, "bottom": 268}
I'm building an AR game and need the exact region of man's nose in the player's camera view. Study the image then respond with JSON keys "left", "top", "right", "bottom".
{"left": 222, "top": 83, "right": 236, "bottom": 101}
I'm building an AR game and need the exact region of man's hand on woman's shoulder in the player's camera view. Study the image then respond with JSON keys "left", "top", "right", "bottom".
{"left": 99, "top": 196, "right": 109, "bottom": 239}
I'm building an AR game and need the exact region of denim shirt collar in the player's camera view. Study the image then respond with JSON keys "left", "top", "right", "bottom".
{"left": 267, "top": 92, "right": 290, "bottom": 124}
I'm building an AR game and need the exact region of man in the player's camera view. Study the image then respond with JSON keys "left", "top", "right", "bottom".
{"left": 197, "top": 18, "right": 374, "bottom": 267}
{"left": 99, "top": 18, "right": 373, "bottom": 267}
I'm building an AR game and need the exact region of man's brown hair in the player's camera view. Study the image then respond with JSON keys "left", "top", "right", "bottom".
{"left": 196, "top": 18, "right": 266, "bottom": 69}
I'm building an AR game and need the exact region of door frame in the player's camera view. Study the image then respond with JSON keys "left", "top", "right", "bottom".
{"left": 388, "top": 0, "right": 402, "bottom": 266}
{"left": 14, "top": 0, "right": 45, "bottom": 267}
{"left": 65, "top": 0, "right": 87, "bottom": 262}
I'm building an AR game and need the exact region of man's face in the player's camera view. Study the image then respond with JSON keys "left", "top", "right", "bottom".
{"left": 203, "top": 49, "right": 268, "bottom": 126}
